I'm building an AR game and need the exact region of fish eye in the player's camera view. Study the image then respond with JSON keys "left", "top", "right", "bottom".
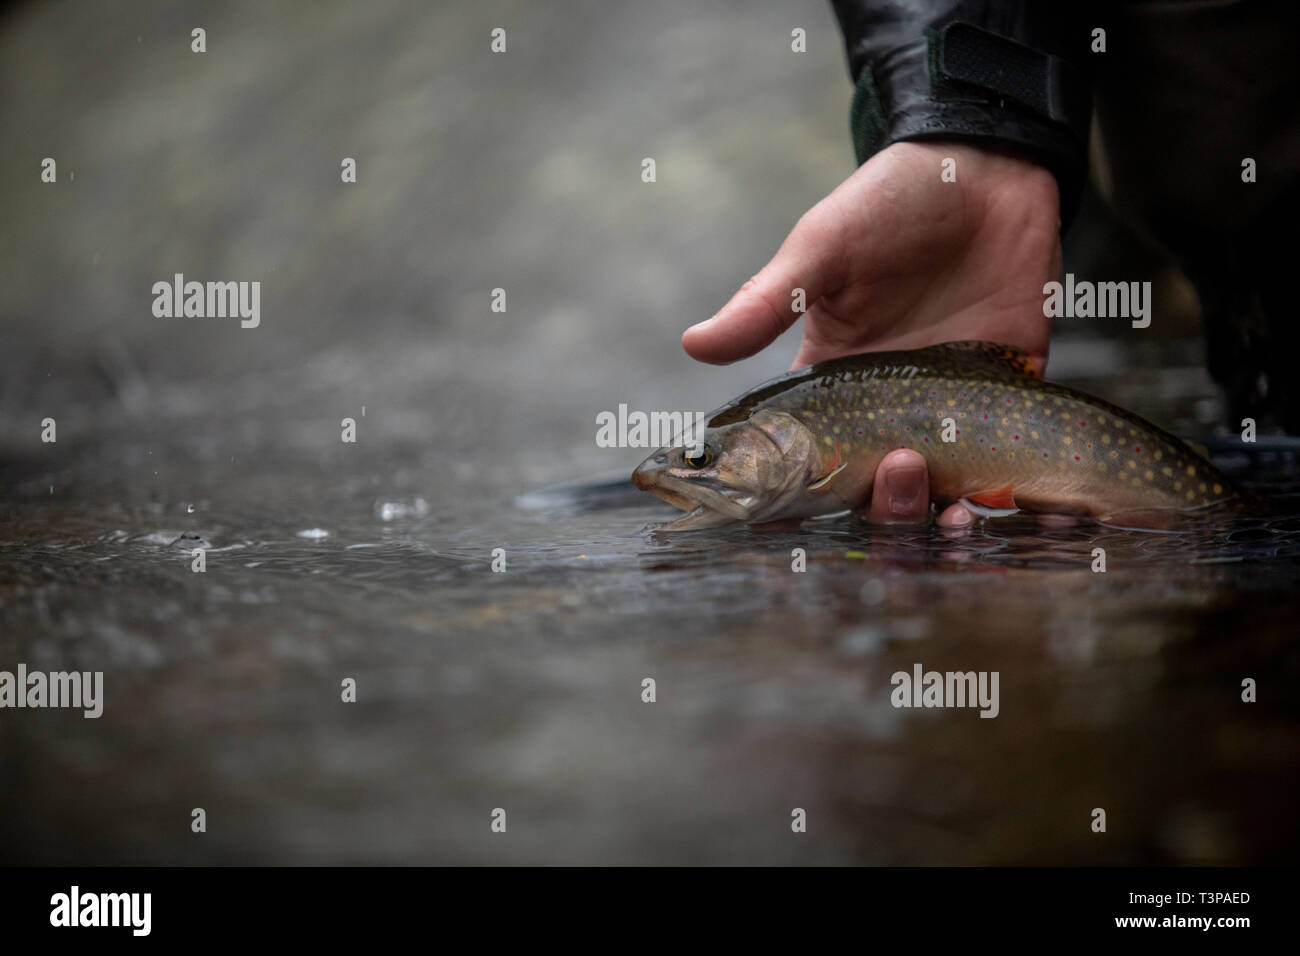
{"left": 683, "top": 445, "right": 713, "bottom": 469}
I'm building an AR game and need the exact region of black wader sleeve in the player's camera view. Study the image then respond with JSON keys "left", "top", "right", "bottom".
{"left": 831, "top": 0, "right": 1094, "bottom": 227}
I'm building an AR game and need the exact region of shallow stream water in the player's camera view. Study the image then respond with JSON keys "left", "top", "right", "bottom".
{"left": 2, "top": 0, "right": 1297, "bottom": 865}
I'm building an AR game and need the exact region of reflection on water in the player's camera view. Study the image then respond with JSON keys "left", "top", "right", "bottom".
{"left": 1, "top": 449, "right": 1297, "bottom": 865}
{"left": 1, "top": 0, "right": 1296, "bottom": 867}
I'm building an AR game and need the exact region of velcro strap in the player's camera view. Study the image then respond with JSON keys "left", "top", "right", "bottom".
{"left": 935, "top": 22, "right": 1085, "bottom": 136}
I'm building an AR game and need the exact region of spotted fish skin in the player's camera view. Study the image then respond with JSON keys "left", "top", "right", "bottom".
{"left": 722, "top": 342, "right": 1234, "bottom": 516}
{"left": 633, "top": 342, "right": 1240, "bottom": 528}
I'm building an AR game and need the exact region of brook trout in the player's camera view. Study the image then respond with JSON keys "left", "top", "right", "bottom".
{"left": 632, "top": 342, "right": 1238, "bottom": 530}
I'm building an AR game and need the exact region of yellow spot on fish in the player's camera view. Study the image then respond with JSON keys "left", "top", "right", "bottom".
{"left": 1145, "top": 469, "right": 1154, "bottom": 480}
{"left": 1199, "top": 482, "right": 1207, "bottom": 492}
{"left": 1162, "top": 466, "right": 1173, "bottom": 477}
{"left": 1213, "top": 483, "right": 1223, "bottom": 494}
{"left": 1127, "top": 460, "right": 1137, "bottom": 469}
{"left": 823, "top": 436, "right": 832, "bottom": 446}
{"left": 1155, "top": 450, "right": 1163, "bottom": 461}
{"left": 1186, "top": 465, "right": 1196, "bottom": 476}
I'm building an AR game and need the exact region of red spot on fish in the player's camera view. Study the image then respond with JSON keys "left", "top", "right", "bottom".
{"left": 1006, "top": 399, "right": 1012, "bottom": 405}
{"left": 1013, "top": 435, "right": 1020, "bottom": 441}
{"left": 1079, "top": 421, "right": 1087, "bottom": 427}
{"left": 983, "top": 414, "right": 989, "bottom": 420}
{"left": 991, "top": 446, "right": 998, "bottom": 452}
{"left": 1087, "top": 443, "right": 1093, "bottom": 449}
{"left": 1042, "top": 453, "right": 1048, "bottom": 458}
{"left": 1074, "top": 455, "right": 1080, "bottom": 461}
{"left": 1134, "top": 446, "right": 1141, "bottom": 453}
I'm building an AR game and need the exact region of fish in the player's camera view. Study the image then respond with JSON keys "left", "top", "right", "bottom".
{"left": 631, "top": 341, "right": 1242, "bottom": 531}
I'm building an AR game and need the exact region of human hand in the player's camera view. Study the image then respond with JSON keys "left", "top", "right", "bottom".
{"left": 682, "top": 140, "right": 1061, "bottom": 372}
{"left": 862, "top": 449, "right": 973, "bottom": 528}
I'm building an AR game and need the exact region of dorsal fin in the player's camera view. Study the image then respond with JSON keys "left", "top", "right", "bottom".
{"left": 940, "top": 341, "right": 1043, "bottom": 379}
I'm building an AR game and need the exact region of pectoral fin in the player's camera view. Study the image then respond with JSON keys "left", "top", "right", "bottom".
{"left": 807, "top": 440, "right": 846, "bottom": 492}
{"left": 807, "top": 461, "right": 847, "bottom": 491}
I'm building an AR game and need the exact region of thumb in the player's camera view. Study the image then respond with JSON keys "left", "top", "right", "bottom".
{"left": 682, "top": 214, "right": 834, "bottom": 364}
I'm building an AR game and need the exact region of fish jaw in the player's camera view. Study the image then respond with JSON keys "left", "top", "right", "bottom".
{"left": 631, "top": 454, "right": 756, "bottom": 530}
{"left": 653, "top": 502, "right": 748, "bottom": 532}
{"left": 630, "top": 412, "right": 821, "bottom": 531}
{"left": 633, "top": 470, "right": 753, "bottom": 521}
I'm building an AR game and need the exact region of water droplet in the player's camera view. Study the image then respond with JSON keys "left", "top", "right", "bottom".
{"left": 376, "top": 497, "right": 429, "bottom": 522}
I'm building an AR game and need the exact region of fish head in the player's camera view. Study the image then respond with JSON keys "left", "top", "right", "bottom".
{"left": 632, "top": 409, "right": 818, "bottom": 530}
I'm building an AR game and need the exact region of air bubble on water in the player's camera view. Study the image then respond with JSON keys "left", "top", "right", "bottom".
{"left": 186, "top": 504, "right": 196, "bottom": 515}
{"left": 296, "top": 528, "right": 330, "bottom": 540}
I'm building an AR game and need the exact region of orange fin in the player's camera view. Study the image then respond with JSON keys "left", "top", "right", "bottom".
{"left": 965, "top": 484, "right": 1018, "bottom": 511}
{"left": 941, "top": 341, "right": 1043, "bottom": 378}
{"left": 967, "top": 486, "right": 1013, "bottom": 509}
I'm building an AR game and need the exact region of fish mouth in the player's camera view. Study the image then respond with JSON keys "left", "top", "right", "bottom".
{"left": 632, "top": 469, "right": 754, "bottom": 530}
